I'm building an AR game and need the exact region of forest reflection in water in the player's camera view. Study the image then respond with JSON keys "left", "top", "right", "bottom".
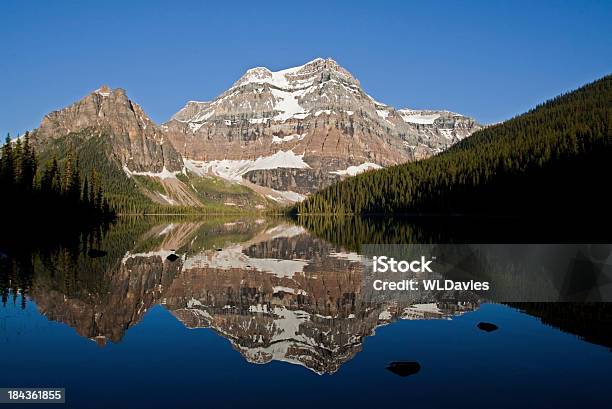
{"left": 1, "top": 216, "right": 611, "bottom": 375}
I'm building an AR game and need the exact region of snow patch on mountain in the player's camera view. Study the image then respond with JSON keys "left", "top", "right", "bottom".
{"left": 330, "top": 163, "right": 382, "bottom": 176}
{"left": 270, "top": 88, "right": 307, "bottom": 121}
{"left": 188, "top": 122, "right": 205, "bottom": 132}
{"left": 272, "top": 134, "right": 305, "bottom": 144}
{"left": 266, "top": 190, "right": 306, "bottom": 203}
{"left": 233, "top": 58, "right": 325, "bottom": 90}
{"left": 265, "top": 224, "right": 307, "bottom": 239}
{"left": 398, "top": 109, "right": 461, "bottom": 125}
{"left": 182, "top": 244, "right": 308, "bottom": 278}
{"left": 184, "top": 150, "right": 310, "bottom": 181}
{"left": 238, "top": 307, "right": 322, "bottom": 373}
{"left": 328, "top": 251, "right": 364, "bottom": 263}
{"left": 123, "top": 165, "right": 180, "bottom": 180}
{"left": 376, "top": 109, "right": 390, "bottom": 120}
{"left": 95, "top": 87, "right": 111, "bottom": 97}
{"left": 157, "top": 223, "right": 176, "bottom": 236}
{"left": 273, "top": 286, "right": 308, "bottom": 296}
{"left": 121, "top": 249, "right": 178, "bottom": 265}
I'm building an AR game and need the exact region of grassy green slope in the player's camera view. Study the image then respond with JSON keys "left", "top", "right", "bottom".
{"left": 180, "top": 172, "right": 274, "bottom": 210}
{"left": 35, "top": 130, "right": 275, "bottom": 214}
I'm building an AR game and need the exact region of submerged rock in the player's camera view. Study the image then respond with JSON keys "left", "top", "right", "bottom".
{"left": 386, "top": 361, "right": 421, "bottom": 377}
{"left": 477, "top": 322, "right": 499, "bottom": 332}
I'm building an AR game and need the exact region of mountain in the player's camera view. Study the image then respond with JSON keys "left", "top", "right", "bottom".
{"left": 35, "top": 85, "right": 183, "bottom": 173}
{"left": 294, "top": 75, "right": 612, "bottom": 217}
{"left": 163, "top": 58, "right": 481, "bottom": 194}
{"left": 26, "top": 59, "right": 481, "bottom": 211}
{"left": 30, "top": 86, "right": 269, "bottom": 211}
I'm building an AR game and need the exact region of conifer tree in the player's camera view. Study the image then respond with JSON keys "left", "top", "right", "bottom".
{"left": 19, "top": 132, "right": 36, "bottom": 191}
{"left": 0, "top": 135, "right": 14, "bottom": 186}
{"left": 0, "top": 134, "right": 115, "bottom": 222}
{"left": 82, "top": 176, "right": 90, "bottom": 207}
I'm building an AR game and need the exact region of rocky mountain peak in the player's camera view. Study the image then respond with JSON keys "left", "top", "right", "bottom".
{"left": 231, "top": 57, "right": 359, "bottom": 91}
{"left": 38, "top": 86, "right": 142, "bottom": 132}
{"left": 95, "top": 84, "right": 112, "bottom": 96}
{"left": 163, "top": 58, "right": 482, "bottom": 198}
{"left": 301, "top": 57, "right": 358, "bottom": 82}
{"left": 34, "top": 86, "right": 183, "bottom": 173}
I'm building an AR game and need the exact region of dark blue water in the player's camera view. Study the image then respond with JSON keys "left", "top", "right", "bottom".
{"left": 1, "top": 218, "right": 611, "bottom": 408}
{"left": 1, "top": 300, "right": 611, "bottom": 408}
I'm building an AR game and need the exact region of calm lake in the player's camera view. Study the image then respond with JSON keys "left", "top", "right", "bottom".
{"left": 1, "top": 217, "right": 611, "bottom": 408}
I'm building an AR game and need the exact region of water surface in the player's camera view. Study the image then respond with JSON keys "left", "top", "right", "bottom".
{"left": 1, "top": 217, "right": 611, "bottom": 408}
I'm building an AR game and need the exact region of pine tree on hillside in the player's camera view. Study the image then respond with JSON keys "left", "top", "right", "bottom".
{"left": 0, "top": 135, "right": 14, "bottom": 186}
{"left": 82, "top": 176, "right": 90, "bottom": 207}
{"left": 0, "top": 135, "right": 115, "bottom": 222}
{"left": 68, "top": 157, "right": 81, "bottom": 204}
{"left": 41, "top": 157, "right": 61, "bottom": 194}
{"left": 294, "top": 75, "right": 612, "bottom": 217}
{"left": 19, "top": 132, "right": 37, "bottom": 191}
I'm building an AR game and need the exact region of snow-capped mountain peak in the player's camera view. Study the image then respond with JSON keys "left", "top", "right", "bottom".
{"left": 163, "top": 58, "right": 481, "bottom": 196}
{"left": 231, "top": 57, "right": 358, "bottom": 91}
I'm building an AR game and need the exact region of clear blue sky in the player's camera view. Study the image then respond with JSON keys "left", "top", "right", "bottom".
{"left": 1, "top": 0, "right": 610, "bottom": 138}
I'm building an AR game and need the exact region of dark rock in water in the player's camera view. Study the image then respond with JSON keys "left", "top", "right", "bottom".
{"left": 477, "top": 322, "right": 499, "bottom": 332}
{"left": 166, "top": 253, "right": 180, "bottom": 262}
{"left": 88, "top": 249, "right": 107, "bottom": 258}
{"left": 217, "top": 248, "right": 223, "bottom": 251}
{"left": 386, "top": 361, "right": 421, "bottom": 377}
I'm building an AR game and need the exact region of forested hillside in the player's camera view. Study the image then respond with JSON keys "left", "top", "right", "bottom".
{"left": 294, "top": 75, "right": 611, "bottom": 217}
{"left": 0, "top": 132, "right": 115, "bottom": 223}
{"left": 34, "top": 130, "right": 173, "bottom": 214}
{"left": 34, "top": 130, "right": 270, "bottom": 214}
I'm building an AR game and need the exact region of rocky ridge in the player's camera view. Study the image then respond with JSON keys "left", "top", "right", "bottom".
{"left": 34, "top": 85, "right": 183, "bottom": 173}
{"left": 163, "top": 58, "right": 481, "bottom": 193}
{"left": 28, "top": 59, "right": 481, "bottom": 205}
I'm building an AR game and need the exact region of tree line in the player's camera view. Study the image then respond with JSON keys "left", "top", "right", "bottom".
{"left": 293, "top": 75, "right": 611, "bottom": 218}
{"left": 34, "top": 129, "right": 262, "bottom": 215}
{"left": 0, "top": 132, "right": 115, "bottom": 223}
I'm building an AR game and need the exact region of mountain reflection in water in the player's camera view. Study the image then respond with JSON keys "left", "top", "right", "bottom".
{"left": 1, "top": 217, "right": 611, "bottom": 377}
{"left": 2, "top": 218, "right": 483, "bottom": 374}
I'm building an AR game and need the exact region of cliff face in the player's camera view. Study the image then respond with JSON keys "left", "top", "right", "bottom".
{"left": 164, "top": 58, "right": 481, "bottom": 193}
{"left": 34, "top": 86, "right": 183, "bottom": 173}
{"left": 29, "top": 87, "right": 213, "bottom": 207}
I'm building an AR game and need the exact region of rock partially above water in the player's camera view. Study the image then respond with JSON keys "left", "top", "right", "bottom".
{"left": 386, "top": 361, "right": 421, "bottom": 377}
{"left": 477, "top": 322, "right": 499, "bottom": 332}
